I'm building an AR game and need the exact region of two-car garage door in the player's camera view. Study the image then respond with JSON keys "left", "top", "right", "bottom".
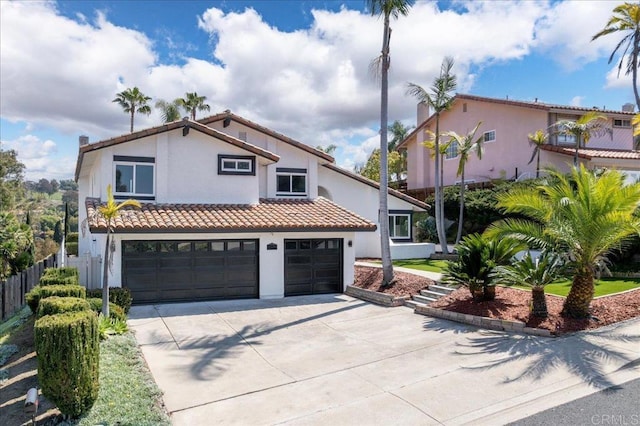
{"left": 122, "top": 238, "right": 343, "bottom": 304}
{"left": 122, "top": 240, "right": 258, "bottom": 304}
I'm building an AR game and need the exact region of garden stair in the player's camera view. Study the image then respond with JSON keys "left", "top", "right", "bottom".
{"left": 405, "top": 284, "right": 456, "bottom": 309}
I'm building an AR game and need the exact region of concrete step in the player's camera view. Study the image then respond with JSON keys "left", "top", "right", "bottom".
{"left": 404, "top": 299, "right": 428, "bottom": 310}
{"left": 420, "top": 289, "right": 448, "bottom": 298}
{"left": 412, "top": 294, "right": 438, "bottom": 304}
{"left": 429, "top": 284, "right": 456, "bottom": 294}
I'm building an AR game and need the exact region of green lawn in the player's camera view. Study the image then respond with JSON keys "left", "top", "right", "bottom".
{"left": 511, "top": 278, "right": 640, "bottom": 298}
{"left": 392, "top": 259, "right": 449, "bottom": 273}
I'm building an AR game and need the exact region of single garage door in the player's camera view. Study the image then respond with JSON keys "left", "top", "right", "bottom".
{"left": 284, "top": 238, "right": 342, "bottom": 296}
{"left": 122, "top": 239, "right": 258, "bottom": 304}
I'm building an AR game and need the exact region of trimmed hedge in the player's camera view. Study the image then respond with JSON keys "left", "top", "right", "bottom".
{"left": 40, "top": 267, "right": 80, "bottom": 286}
{"left": 34, "top": 310, "right": 100, "bottom": 417}
{"left": 37, "top": 297, "right": 91, "bottom": 319}
{"left": 66, "top": 242, "right": 79, "bottom": 256}
{"left": 87, "top": 298, "right": 126, "bottom": 322}
{"left": 39, "top": 275, "right": 79, "bottom": 286}
{"left": 26, "top": 285, "right": 87, "bottom": 314}
{"left": 86, "top": 287, "right": 133, "bottom": 313}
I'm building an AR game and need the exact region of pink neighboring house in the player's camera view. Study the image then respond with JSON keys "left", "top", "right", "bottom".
{"left": 398, "top": 93, "right": 640, "bottom": 190}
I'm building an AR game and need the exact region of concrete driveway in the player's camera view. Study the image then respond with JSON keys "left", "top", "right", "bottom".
{"left": 128, "top": 295, "right": 640, "bottom": 425}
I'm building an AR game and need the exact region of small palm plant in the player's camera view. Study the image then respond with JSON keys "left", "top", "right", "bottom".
{"left": 495, "top": 252, "right": 565, "bottom": 318}
{"left": 443, "top": 233, "right": 524, "bottom": 301}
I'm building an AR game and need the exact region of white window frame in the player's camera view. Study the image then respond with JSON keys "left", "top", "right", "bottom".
{"left": 483, "top": 130, "right": 496, "bottom": 143}
{"left": 276, "top": 168, "right": 307, "bottom": 196}
{"left": 445, "top": 141, "right": 459, "bottom": 159}
{"left": 219, "top": 156, "right": 254, "bottom": 174}
{"left": 389, "top": 212, "right": 411, "bottom": 240}
{"left": 113, "top": 161, "right": 155, "bottom": 197}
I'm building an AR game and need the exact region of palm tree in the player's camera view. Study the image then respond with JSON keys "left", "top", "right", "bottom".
{"left": 551, "top": 112, "right": 612, "bottom": 167}
{"left": 407, "top": 57, "right": 457, "bottom": 254}
{"left": 93, "top": 185, "right": 140, "bottom": 317}
{"left": 486, "top": 165, "right": 640, "bottom": 318}
{"left": 112, "top": 87, "right": 152, "bottom": 133}
{"left": 443, "top": 122, "right": 484, "bottom": 244}
{"left": 155, "top": 99, "right": 182, "bottom": 123}
{"left": 369, "top": 0, "right": 413, "bottom": 286}
{"left": 316, "top": 144, "right": 337, "bottom": 155}
{"left": 592, "top": 2, "right": 640, "bottom": 111}
{"left": 388, "top": 120, "right": 412, "bottom": 182}
{"left": 495, "top": 252, "right": 565, "bottom": 318}
{"left": 177, "top": 92, "right": 211, "bottom": 120}
{"left": 527, "top": 130, "right": 548, "bottom": 178}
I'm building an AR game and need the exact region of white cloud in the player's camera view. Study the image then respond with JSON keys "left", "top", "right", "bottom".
{"left": 2, "top": 134, "right": 75, "bottom": 180}
{"left": 570, "top": 96, "right": 584, "bottom": 107}
{"left": 0, "top": 1, "right": 625, "bottom": 179}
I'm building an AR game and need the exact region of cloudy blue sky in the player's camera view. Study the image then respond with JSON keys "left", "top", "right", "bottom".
{"left": 0, "top": 0, "right": 634, "bottom": 180}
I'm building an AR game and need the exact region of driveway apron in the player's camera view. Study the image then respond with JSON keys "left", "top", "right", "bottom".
{"left": 128, "top": 295, "right": 640, "bottom": 425}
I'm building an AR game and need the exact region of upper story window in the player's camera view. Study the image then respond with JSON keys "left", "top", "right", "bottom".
{"left": 557, "top": 133, "right": 577, "bottom": 145}
{"left": 113, "top": 156, "right": 154, "bottom": 199}
{"left": 613, "top": 119, "right": 631, "bottom": 128}
{"left": 389, "top": 211, "right": 411, "bottom": 240}
{"left": 276, "top": 167, "right": 307, "bottom": 196}
{"left": 445, "top": 141, "right": 459, "bottom": 159}
{"left": 218, "top": 155, "right": 255, "bottom": 175}
{"left": 483, "top": 130, "right": 496, "bottom": 143}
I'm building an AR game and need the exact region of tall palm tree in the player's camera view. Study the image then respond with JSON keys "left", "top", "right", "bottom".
{"left": 92, "top": 185, "right": 140, "bottom": 317}
{"left": 155, "top": 99, "right": 182, "bottom": 123}
{"left": 592, "top": 2, "right": 640, "bottom": 111}
{"left": 388, "top": 120, "right": 412, "bottom": 182}
{"left": 486, "top": 165, "right": 640, "bottom": 318}
{"left": 527, "top": 130, "right": 548, "bottom": 178}
{"left": 177, "top": 92, "right": 211, "bottom": 120}
{"left": 112, "top": 87, "right": 152, "bottom": 133}
{"left": 316, "top": 144, "right": 337, "bottom": 155}
{"left": 551, "top": 112, "right": 612, "bottom": 167}
{"left": 443, "top": 122, "right": 484, "bottom": 244}
{"left": 369, "top": 0, "right": 413, "bottom": 286}
{"left": 407, "top": 57, "right": 457, "bottom": 254}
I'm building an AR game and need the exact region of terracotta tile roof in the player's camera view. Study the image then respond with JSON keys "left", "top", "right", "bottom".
{"left": 540, "top": 145, "right": 640, "bottom": 160}
{"left": 199, "top": 111, "right": 335, "bottom": 163}
{"left": 397, "top": 93, "right": 635, "bottom": 151}
{"left": 322, "top": 163, "right": 429, "bottom": 210}
{"left": 85, "top": 197, "right": 377, "bottom": 233}
{"left": 75, "top": 118, "right": 280, "bottom": 180}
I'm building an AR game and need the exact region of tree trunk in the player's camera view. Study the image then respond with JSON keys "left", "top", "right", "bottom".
{"left": 536, "top": 150, "right": 540, "bottom": 178}
{"left": 102, "top": 230, "right": 111, "bottom": 318}
{"left": 633, "top": 32, "right": 640, "bottom": 112}
{"left": 379, "top": 12, "right": 393, "bottom": 286}
{"left": 455, "top": 169, "right": 465, "bottom": 244}
{"left": 434, "top": 115, "right": 448, "bottom": 254}
{"left": 130, "top": 110, "right": 135, "bottom": 134}
{"left": 531, "top": 286, "right": 548, "bottom": 318}
{"left": 562, "top": 271, "right": 595, "bottom": 318}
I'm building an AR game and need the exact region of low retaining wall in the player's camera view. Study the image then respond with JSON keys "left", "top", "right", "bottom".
{"left": 415, "top": 305, "right": 553, "bottom": 337}
{"left": 345, "top": 285, "right": 409, "bottom": 307}
{"left": 429, "top": 253, "right": 458, "bottom": 261}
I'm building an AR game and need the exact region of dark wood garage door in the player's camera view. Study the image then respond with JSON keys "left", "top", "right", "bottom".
{"left": 122, "top": 240, "right": 258, "bottom": 304}
{"left": 284, "top": 239, "right": 342, "bottom": 296}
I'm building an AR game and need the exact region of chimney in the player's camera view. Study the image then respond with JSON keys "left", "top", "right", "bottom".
{"left": 622, "top": 103, "right": 635, "bottom": 112}
{"left": 417, "top": 102, "right": 430, "bottom": 125}
{"left": 79, "top": 135, "right": 89, "bottom": 146}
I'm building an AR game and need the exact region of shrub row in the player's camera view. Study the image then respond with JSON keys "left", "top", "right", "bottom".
{"left": 86, "top": 287, "right": 133, "bottom": 313}
{"left": 27, "top": 285, "right": 86, "bottom": 314}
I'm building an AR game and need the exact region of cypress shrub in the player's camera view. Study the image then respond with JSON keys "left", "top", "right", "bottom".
{"left": 40, "top": 267, "right": 80, "bottom": 286}
{"left": 86, "top": 287, "right": 132, "bottom": 313}
{"left": 37, "top": 296, "right": 91, "bottom": 319}
{"left": 39, "top": 275, "right": 79, "bottom": 286}
{"left": 87, "top": 298, "right": 126, "bottom": 322}
{"left": 27, "top": 285, "right": 86, "bottom": 314}
{"left": 34, "top": 310, "right": 99, "bottom": 417}
{"left": 42, "top": 267, "right": 79, "bottom": 280}
{"left": 66, "top": 242, "right": 79, "bottom": 256}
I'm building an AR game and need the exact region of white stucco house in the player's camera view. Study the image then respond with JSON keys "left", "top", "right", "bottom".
{"left": 76, "top": 112, "right": 431, "bottom": 304}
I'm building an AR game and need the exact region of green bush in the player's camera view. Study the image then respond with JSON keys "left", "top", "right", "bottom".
{"left": 66, "top": 242, "right": 79, "bottom": 256}
{"left": 87, "top": 298, "right": 126, "bottom": 322}
{"left": 34, "top": 310, "right": 100, "bottom": 417}
{"left": 26, "top": 285, "right": 86, "bottom": 314}
{"left": 86, "top": 287, "right": 133, "bottom": 313}
{"left": 39, "top": 275, "right": 79, "bottom": 286}
{"left": 42, "top": 267, "right": 79, "bottom": 279}
{"left": 98, "top": 314, "right": 129, "bottom": 340}
{"left": 37, "top": 296, "right": 91, "bottom": 319}
{"left": 66, "top": 232, "right": 79, "bottom": 243}
{"left": 40, "top": 267, "right": 80, "bottom": 286}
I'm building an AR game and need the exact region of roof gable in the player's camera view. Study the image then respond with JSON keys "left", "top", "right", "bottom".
{"left": 75, "top": 118, "right": 279, "bottom": 180}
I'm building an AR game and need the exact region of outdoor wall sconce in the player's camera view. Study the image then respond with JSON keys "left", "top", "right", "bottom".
{"left": 267, "top": 243, "right": 277, "bottom": 250}
{"left": 348, "top": 240, "right": 352, "bottom": 247}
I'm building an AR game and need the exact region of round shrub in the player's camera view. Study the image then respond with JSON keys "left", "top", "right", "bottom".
{"left": 87, "top": 298, "right": 126, "bottom": 322}
{"left": 37, "top": 296, "right": 91, "bottom": 319}
{"left": 26, "top": 287, "right": 41, "bottom": 314}
{"left": 34, "top": 310, "right": 99, "bottom": 417}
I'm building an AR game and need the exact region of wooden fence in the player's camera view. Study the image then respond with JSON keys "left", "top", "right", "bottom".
{"left": 1, "top": 254, "right": 57, "bottom": 321}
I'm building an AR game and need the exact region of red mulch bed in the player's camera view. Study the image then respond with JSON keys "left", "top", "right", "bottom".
{"left": 352, "top": 265, "right": 640, "bottom": 335}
